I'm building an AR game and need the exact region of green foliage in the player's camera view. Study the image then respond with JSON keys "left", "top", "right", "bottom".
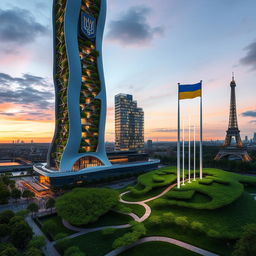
{"left": 148, "top": 216, "right": 161, "bottom": 226}
{"left": 55, "top": 238, "right": 72, "bottom": 253}
{"left": 175, "top": 216, "right": 189, "bottom": 229}
{"left": 162, "top": 212, "right": 175, "bottom": 224}
{"left": 0, "top": 210, "right": 15, "bottom": 224}
{"left": 0, "top": 243, "right": 17, "bottom": 256}
{"left": 190, "top": 221, "right": 204, "bottom": 233}
{"left": 232, "top": 224, "right": 256, "bottom": 256}
{"left": 42, "top": 219, "right": 58, "bottom": 237}
{"left": 64, "top": 246, "right": 85, "bottom": 256}
{"left": 152, "top": 174, "right": 165, "bottom": 183}
{"left": 0, "top": 223, "right": 10, "bottom": 237}
{"left": 0, "top": 183, "right": 10, "bottom": 204}
{"left": 9, "top": 216, "right": 24, "bottom": 227}
{"left": 54, "top": 232, "right": 68, "bottom": 240}
{"left": 11, "top": 220, "right": 33, "bottom": 249}
{"left": 10, "top": 188, "right": 21, "bottom": 201}
{"left": 207, "top": 229, "right": 220, "bottom": 238}
{"left": 112, "top": 222, "right": 146, "bottom": 249}
{"left": 28, "top": 236, "right": 46, "bottom": 249}
{"left": 56, "top": 188, "right": 119, "bottom": 226}
{"left": 27, "top": 202, "right": 39, "bottom": 215}
{"left": 24, "top": 247, "right": 42, "bottom": 256}
{"left": 22, "top": 189, "right": 35, "bottom": 200}
{"left": 199, "top": 178, "right": 213, "bottom": 185}
{"left": 166, "top": 190, "right": 195, "bottom": 200}
{"left": 16, "top": 209, "right": 29, "bottom": 217}
{"left": 102, "top": 228, "right": 115, "bottom": 236}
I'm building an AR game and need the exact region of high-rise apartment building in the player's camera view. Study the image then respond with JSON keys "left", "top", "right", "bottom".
{"left": 253, "top": 133, "right": 256, "bottom": 143}
{"left": 115, "top": 94, "right": 144, "bottom": 151}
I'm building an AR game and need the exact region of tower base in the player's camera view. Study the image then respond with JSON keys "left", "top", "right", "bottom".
{"left": 214, "top": 147, "right": 252, "bottom": 162}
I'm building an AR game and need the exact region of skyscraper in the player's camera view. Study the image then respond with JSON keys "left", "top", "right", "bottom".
{"left": 46, "top": 0, "right": 110, "bottom": 172}
{"left": 34, "top": 1, "right": 159, "bottom": 186}
{"left": 253, "top": 133, "right": 256, "bottom": 143}
{"left": 115, "top": 94, "right": 144, "bottom": 151}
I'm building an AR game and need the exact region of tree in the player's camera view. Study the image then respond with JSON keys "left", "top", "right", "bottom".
{"left": 27, "top": 203, "right": 39, "bottom": 217}
{"left": 0, "top": 224, "right": 11, "bottom": 238}
{"left": 11, "top": 221, "right": 33, "bottom": 249}
{"left": 0, "top": 210, "right": 15, "bottom": 224}
{"left": 11, "top": 188, "right": 21, "bottom": 202}
{"left": 24, "top": 247, "right": 42, "bottom": 256}
{"left": 22, "top": 190, "right": 35, "bottom": 201}
{"left": 0, "top": 244, "right": 17, "bottom": 256}
{"left": 233, "top": 224, "right": 256, "bottom": 256}
{"left": 42, "top": 219, "right": 58, "bottom": 238}
{"left": 64, "top": 246, "right": 85, "bottom": 256}
{"left": 28, "top": 236, "right": 46, "bottom": 249}
{"left": 46, "top": 198, "right": 55, "bottom": 213}
{"left": 56, "top": 188, "right": 119, "bottom": 226}
{"left": 0, "top": 184, "right": 10, "bottom": 204}
{"left": 9, "top": 180, "right": 16, "bottom": 190}
{"left": 175, "top": 216, "right": 189, "bottom": 230}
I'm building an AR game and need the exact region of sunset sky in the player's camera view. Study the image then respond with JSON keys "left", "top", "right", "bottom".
{"left": 0, "top": 0, "right": 256, "bottom": 143}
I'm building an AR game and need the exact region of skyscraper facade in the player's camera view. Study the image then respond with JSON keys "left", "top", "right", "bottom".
{"left": 33, "top": 1, "right": 159, "bottom": 186}
{"left": 47, "top": 0, "right": 110, "bottom": 172}
{"left": 115, "top": 94, "right": 144, "bottom": 151}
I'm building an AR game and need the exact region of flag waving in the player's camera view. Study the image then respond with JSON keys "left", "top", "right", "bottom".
{"left": 179, "top": 82, "right": 202, "bottom": 100}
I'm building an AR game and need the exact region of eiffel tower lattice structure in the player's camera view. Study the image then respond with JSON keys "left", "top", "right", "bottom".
{"left": 215, "top": 75, "right": 252, "bottom": 161}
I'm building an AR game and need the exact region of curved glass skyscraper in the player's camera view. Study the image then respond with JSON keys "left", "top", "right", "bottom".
{"left": 47, "top": 0, "right": 110, "bottom": 172}
{"left": 34, "top": 0, "right": 160, "bottom": 186}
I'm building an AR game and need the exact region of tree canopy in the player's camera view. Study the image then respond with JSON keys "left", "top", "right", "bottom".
{"left": 56, "top": 188, "right": 119, "bottom": 226}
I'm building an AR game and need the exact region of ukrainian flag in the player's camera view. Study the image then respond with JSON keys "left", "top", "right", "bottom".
{"left": 179, "top": 82, "right": 202, "bottom": 100}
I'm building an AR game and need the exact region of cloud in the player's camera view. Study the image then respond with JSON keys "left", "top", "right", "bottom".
{"left": 0, "top": 73, "right": 54, "bottom": 112}
{"left": 0, "top": 7, "right": 48, "bottom": 50}
{"left": 240, "top": 41, "right": 256, "bottom": 70}
{"left": 241, "top": 110, "right": 256, "bottom": 117}
{"left": 106, "top": 6, "right": 164, "bottom": 46}
{"left": 152, "top": 128, "right": 177, "bottom": 133}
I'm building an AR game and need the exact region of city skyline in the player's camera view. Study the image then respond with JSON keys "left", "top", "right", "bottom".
{"left": 0, "top": 0, "right": 256, "bottom": 143}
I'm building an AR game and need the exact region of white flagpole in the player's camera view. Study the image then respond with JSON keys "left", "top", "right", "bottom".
{"left": 177, "top": 83, "right": 181, "bottom": 188}
{"left": 200, "top": 80, "right": 203, "bottom": 179}
{"left": 188, "top": 117, "right": 191, "bottom": 183}
{"left": 182, "top": 120, "right": 185, "bottom": 185}
{"left": 193, "top": 124, "right": 196, "bottom": 181}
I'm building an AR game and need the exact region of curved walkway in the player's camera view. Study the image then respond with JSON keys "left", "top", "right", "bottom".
{"left": 104, "top": 236, "right": 219, "bottom": 256}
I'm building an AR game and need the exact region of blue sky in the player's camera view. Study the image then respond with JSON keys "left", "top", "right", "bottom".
{"left": 0, "top": 0, "right": 255, "bottom": 142}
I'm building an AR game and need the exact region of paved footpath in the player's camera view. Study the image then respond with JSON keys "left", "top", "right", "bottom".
{"left": 26, "top": 216, "right": 60, "bottom": 256}
{"left": 104, "top": 236, "right": 219, "bottom": 256}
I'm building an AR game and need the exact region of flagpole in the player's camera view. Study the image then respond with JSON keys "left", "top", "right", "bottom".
{"left": 188, "top": 117, "right": 191, "bottom": 183}
{"left": 177, "top": 83, "right": 181, "bottom": 188}
{"left": 182, "top": 119, "right": 185, "bottom": 185}
{"left": 194, "top": 123, "right": 196, "bottom": 181}
{"left": 200, "top": 80, "right": 203, "bottom": 179}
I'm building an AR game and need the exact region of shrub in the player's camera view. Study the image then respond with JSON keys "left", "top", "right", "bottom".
{"left": 175, "top": 216, "right": 189, "bottom": 229}
{"left": 148, "top": 216, "right": 161, "bottom": 226}
{"left": 102, "top": 228, "right": 115, "bottom": 236}
{"left": 56, "top": 188, "right": 119, "bottom": 226}
{"left": 0, "top": 210, "right": 14, "bottom": 224}
{"left": 190, "top": 221, "right": 204, "bottom": 233}
{"left": 207, "top": 229, "right": 220, "bottom": 238}
{"left": 162, "top": 212, "right": 175, "bottom": 224}
{"left": 198, "top": 178, "right": 213, "bottom": 185}
{"left": 28, "top": 236, "right": 46, "bottom": 249}
{"left": 42, "top": 220, "right": 58, "bottom": 237}
{"left": 64, "top": 246, "right": 85, "bottom": 256}
{"left": 24, "top": 247, "right": 42, "bottom": 256}
{"left": 55, "top": 238, "right": 72, "bottom": 254}
{"left": 54, "top": 233, "right": 68, "bottom": 240}
{"left": 152, "top": 175, "right": 165, "bottom": 183}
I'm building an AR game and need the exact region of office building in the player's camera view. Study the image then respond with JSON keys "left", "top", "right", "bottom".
{"left": 115, "top": 94, "right": 144, "bottom": 151}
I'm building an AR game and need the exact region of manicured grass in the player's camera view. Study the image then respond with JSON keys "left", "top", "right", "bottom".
{"left": 126, "top": 204, "right": 145, "bottom": 218}
{"left": 83, "top": 211, "right": 133, "bottom": 228}
{"left": 37, "top": 214, "right": 76, "bottom": 240}
{"left": 118, "top": 241, "right": 200, "bottom": 256}
{"left": 157, "top": 168, "right": 256, "bottom": 210}
{"left": 126, "top": 167, "right": 177, "bottom": 198}
{"left": 55, "top": 228, "right": 130, "bottom": 256}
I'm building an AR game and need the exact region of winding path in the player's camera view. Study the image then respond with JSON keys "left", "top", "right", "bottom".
{"left": 60, "top": 181, "right": 219, "bottom": 256}
{"left": 104, "top": 236, "right": 219, "bottom": 256}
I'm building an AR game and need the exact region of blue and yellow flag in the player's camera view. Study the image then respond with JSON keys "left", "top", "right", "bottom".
{"left": 179, "top": 82, "right": 202, "bottom": 100}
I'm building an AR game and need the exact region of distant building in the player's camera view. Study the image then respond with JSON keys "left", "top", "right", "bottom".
{"left": 253, "top": 133, "right": 256, "bottom": 143}
{"left": 245, "top": 136, "right": 248, "bottom": 143}
{"left": 115, "top": 94, "right": 144, "bottom": 152}
{"left": 147, "top": 140, "right": 153, "bottom": 151}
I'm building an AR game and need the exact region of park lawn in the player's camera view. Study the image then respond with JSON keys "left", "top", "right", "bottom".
{"left": 83, "top": 211, "right": 133, "bottom": 228}
{"left": 118, "top": 241, "right": 200, "bottom": 256}
{"left": 124, "top": 167, "right": 177, "bottom": 200}
{"left": 125, "top": 203, "right": 145, "bottom": 218}
{"left": 55, "top": 228, "right": 130, "bottom": 256}
{"left": 37, "top": 214, "right": 76, "bottom": 240}
{"left": 149, "top": 190, "right": 256, "bottom": 239}
{"left": 143, "top": 222, "right": 234, "bottom": 256}
{"left": 155, "top": 168, "right": 256, "bottom": 210}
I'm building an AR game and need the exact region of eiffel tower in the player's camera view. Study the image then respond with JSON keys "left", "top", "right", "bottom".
{"left": 215, "top": 74, "right": 251, "bottom": 161}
